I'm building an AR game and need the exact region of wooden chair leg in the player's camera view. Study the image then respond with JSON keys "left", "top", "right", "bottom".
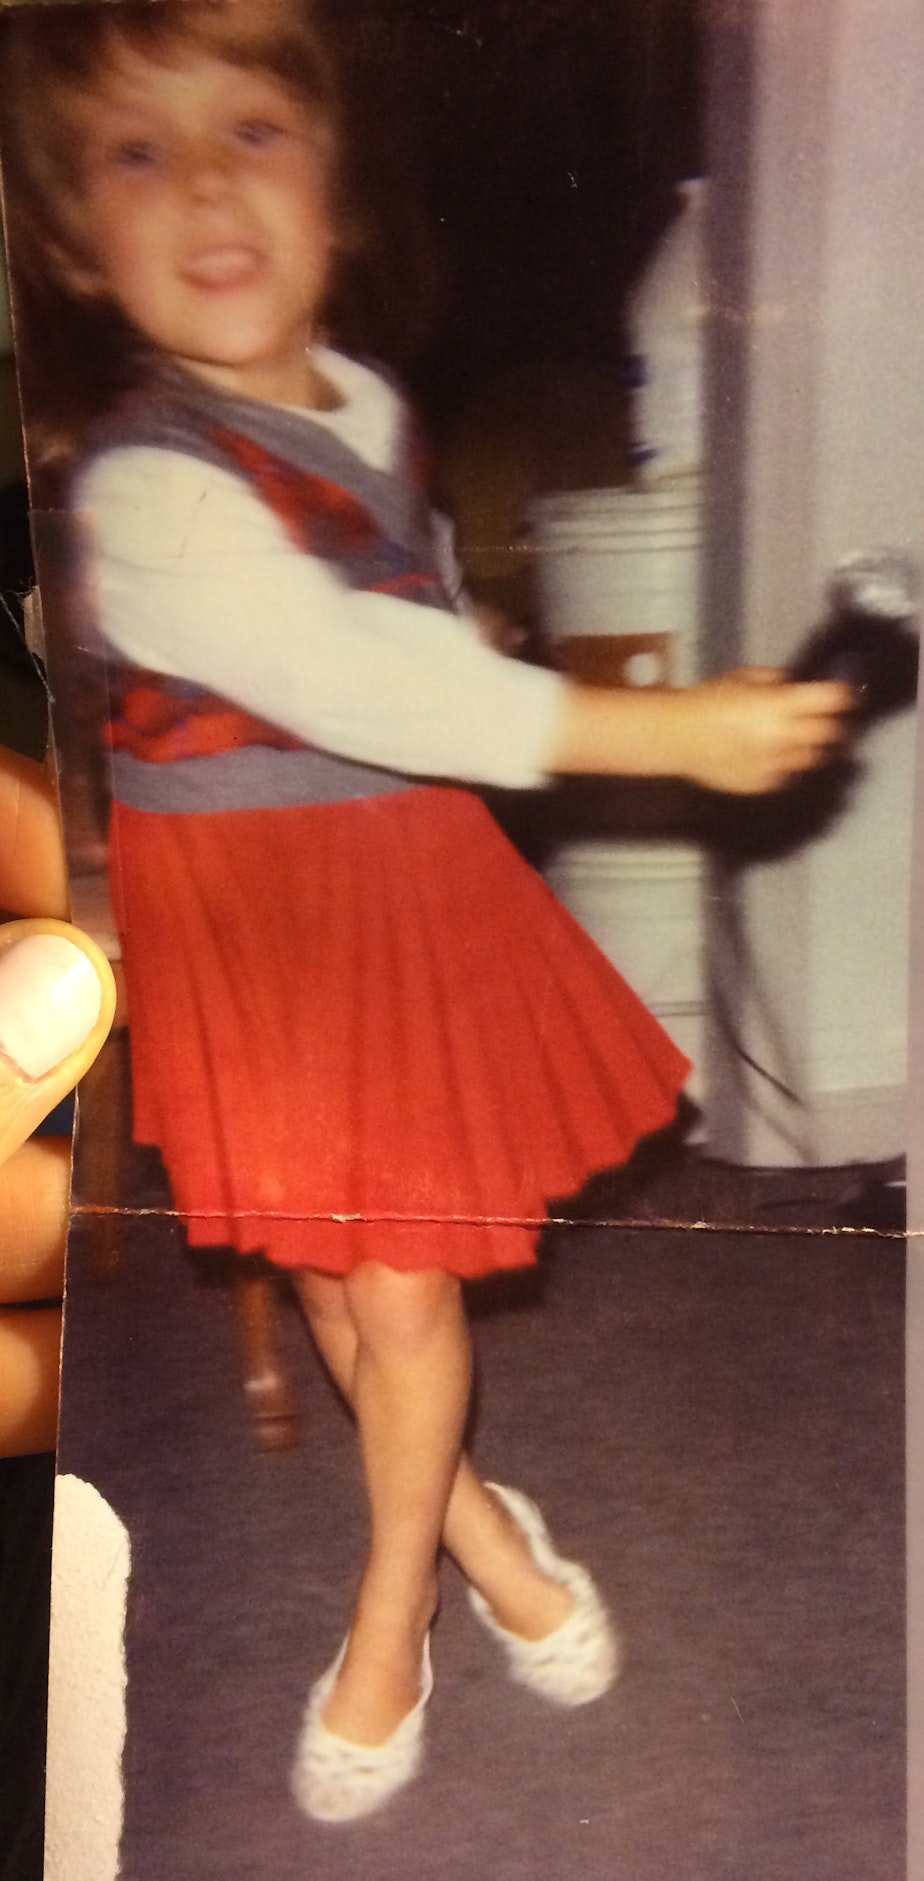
{"left": 76, "top": 1018, "right": 302, "bottom": 1449}
{"left": 233, "top": 1267, "right": 301, "bottom": 1451}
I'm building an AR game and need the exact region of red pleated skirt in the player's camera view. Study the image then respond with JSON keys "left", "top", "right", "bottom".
{"left": 109, "top": 785, "right": 689, "bottom": 1277}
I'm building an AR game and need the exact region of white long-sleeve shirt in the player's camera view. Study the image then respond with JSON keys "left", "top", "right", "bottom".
{"left": 76, "top": 349, "right": 565, "bottom": 791}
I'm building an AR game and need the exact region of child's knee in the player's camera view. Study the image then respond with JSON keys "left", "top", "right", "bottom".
{"left": 345, "top": 1261, "right": 461, "bottom": 1356}
{"left": 296, "top": 1268, "right": 351, "bottom": 1331}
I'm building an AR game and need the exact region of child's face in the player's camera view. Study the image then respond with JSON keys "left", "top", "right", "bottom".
{"left": 69, "top": 44, "right": 336, "bottom": 405}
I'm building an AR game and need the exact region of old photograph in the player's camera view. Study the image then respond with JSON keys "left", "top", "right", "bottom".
{"left": 0, "top": 1, "right": 916, "bottom": 1875}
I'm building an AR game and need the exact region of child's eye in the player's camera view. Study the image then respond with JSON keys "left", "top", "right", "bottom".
{"left": 234, "top": 118, "right": 287, "bottom": 149}
{"left": 107, "top": 139, "right": 162, "bottom": 172}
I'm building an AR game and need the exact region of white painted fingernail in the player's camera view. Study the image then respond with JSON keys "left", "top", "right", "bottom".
{"left": 0, "top": 936, "right": 102, "bottom": 1078}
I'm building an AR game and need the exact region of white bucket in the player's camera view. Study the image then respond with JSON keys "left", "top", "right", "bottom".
{"left": 531, "top": 484, "right": 706, "bottom": 1114}
{"left": 528, "top": 481, "right": 701, "bottom": 685}
{"left": 547, "top": 840, "right": 705, "bottom": 1107}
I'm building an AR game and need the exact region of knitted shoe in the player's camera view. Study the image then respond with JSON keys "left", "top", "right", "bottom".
{"left": 467, "top": 1484, "right": 620, "bottom": 1706}
{"left": 292, "top": 1637, "right": 433, "bottom": 1824}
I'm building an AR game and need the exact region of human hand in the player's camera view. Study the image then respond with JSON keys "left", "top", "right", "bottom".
{"left": 674, "top": 668, "right": 854, "bottom": 795}
{"left": 0, "top": 748, "right": 115, "bottom": 1456}
{"left": 547, "top": 665, "right": 854, "bottom": 788}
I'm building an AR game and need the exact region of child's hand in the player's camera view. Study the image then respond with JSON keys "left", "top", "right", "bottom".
{"left": 548, "top": 666, "right": 853, "bottom": 788}
{"left": 0, "top": 750, "right": 115, "bottom": 1456}
{"left": 674, "top": 669, "right": 854, "bottom": 795}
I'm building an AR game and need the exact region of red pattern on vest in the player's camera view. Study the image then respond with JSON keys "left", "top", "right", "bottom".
{"left": 106, "top": 416, "right": 444, "bottom": 766}
{"left": 105, "top": 681, "right": 303, "bottom": 764}
{"left": 211, "top": 425, "right": 381, "bottom": 558}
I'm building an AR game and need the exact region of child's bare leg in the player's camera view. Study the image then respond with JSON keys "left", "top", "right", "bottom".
{"left": 313, "top": 1262, "right": 471, "bottom": 1746}
{"left": 297, "top": 1271, "right": 572, "bottom": 1654}
{"left": 296, "top": 1267, "right": 359, "bottom": 1399}
{"left": 442, "top": 1466, "right": 573, "bottom": 1638}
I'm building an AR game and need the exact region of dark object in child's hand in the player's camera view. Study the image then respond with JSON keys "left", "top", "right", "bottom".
{"left": 788, "top": 550, "right": 920, "bottom": 727}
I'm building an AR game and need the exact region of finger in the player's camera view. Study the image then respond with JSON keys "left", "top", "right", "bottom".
{"left": 0, "top": 919, "right": 116, "bottom": 1165}
{"left": 797, "top": 716, "right": 848, "bottom": 753}
{"left": 735, "top": 666, "right": 784, "bottom": 687}
{"left": 780, "top": 728, "right": 839, "bottom": 762}
{"left": 0, "top": 1137, "right": 70, "bottom": 1304}
{"left": 0, "top": 1304, "right": 62, "bottom": 1455}
{"left": 780, "top": 737, "right": 840, "bottom": 774}
{"left": 0, "top": 750, "right": 68, "bottom": 918}
{"left": 813, "top": 721, "right": 848, "bottom": 749}
{"left": 787, "top": 681, "right": 855, "bottom": 715}
{"left": 0, "top": 1144, "right": 66, "bottom": 1451}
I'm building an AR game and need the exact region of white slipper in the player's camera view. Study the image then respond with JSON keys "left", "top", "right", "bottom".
{"left": 291, "top": 1637, "right": 433, "bottom": 1824}
{"left": 467, "top": 1484, "right": 620, "bottom": 1706}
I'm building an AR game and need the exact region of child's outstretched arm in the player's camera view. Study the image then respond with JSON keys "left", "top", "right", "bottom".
{"left": 547, "top": 667, "right": 853, "bottom": 795}
{"left": 80, "top": 447, "right": 852, "bottom": 798}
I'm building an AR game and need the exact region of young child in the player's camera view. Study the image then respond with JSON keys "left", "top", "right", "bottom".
{"left": 0, "top": 0, "right": 849, "bottom": 1828}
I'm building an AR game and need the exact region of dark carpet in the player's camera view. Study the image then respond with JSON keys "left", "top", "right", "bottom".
{"left": 56, "top": 1201, "right": 904, "bottom": 1881}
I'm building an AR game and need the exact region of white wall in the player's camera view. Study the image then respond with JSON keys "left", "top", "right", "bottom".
{"left": 703, "top": 0, "right": 924, "bottom": 1165}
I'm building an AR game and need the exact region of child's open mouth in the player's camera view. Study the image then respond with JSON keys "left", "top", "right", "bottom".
{"left": 183, "top": 246, "right": 263, "bottom": 291}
